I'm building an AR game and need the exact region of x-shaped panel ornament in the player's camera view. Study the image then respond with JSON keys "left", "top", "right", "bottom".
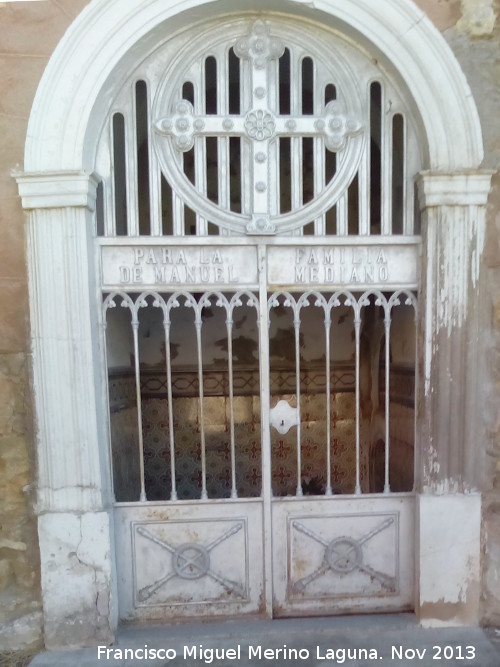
{"left": 135, "top": 522, "right": 246, "bottom": 602}
{"left": 291, "top": 516, "right": 396, "bottom": 594}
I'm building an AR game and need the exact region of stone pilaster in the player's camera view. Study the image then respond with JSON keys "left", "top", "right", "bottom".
{"left": 417, "top": 171, "right": 492, "bottom": 493}
{"left": 415, "top": 171, "right": 492, "bottom": 627}
{"left": 15, "top": 171, "right": 117, "bottom": 647}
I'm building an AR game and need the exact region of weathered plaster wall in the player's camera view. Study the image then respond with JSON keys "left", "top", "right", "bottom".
{"left": 455, "top": 0, "right": 500, "bottom": 628}
{"left": 414, "top": 0, "right": 500, "bottom": 627}
{"left": 481, "top": 168, "right": 500, "bottom": 624}
{"left": 0, "top": 0, "right": 90, "bottom": 650}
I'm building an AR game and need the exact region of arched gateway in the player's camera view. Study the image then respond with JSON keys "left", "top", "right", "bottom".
{"left": 16, "top": 0, "right": 492, "bottom": 647}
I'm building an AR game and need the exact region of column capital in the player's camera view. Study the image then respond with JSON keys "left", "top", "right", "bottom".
{"left": 14, "top": 170, "right": 99, "bottom": 211}
{"left": 416, "top": 170, "right": 493, "bottom": 209}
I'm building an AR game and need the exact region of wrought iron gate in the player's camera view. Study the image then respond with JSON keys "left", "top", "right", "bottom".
{"left": 103, "top": 239, "right": 417, "bottom": 620}
{"left": 96, "top": 15, "right": 421, "bottom": 621}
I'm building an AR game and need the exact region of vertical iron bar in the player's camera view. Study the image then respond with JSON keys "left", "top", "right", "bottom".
{"left": 218, "top": 51, "right": 230, "bottom": 236}
{"left": 269, "top": 57, "right": 280, "bottom": 218}
{"left": 354, "top": 308, "right": 362, "bottom": 495}
{"left": 294, "top": 306, "right": 303, "bottom": 497}
{"left": 173, "top": 153, "right": 185, "bottom": 236}
{"left": 195, "top": 68, "right": 207, "bottom": 235}
{"left": 258, "top": 246, "right": 273, "bottom": 616}
{"left": 164, "top": 319, "right": 177, "bottom": 501}
{"left": 101, "top": 313, "right": 115, "bottom": 502}
{"left": 112, "top": 113, "right": 128, "bottom": 236}
{"left": 384, "top": 310, "right": 391, "bottom": 493}
{"left": 132, "top": 316, "right": 146, "bottom": 501}
{"left": 401, "top": 117, "right": 412, "bottom": 235}
{"left": 149, "top": 153, "right": 162, "bottom": 236}
{"left": 126, "top": 91, "right": 139, "bottom": 236}
{"left": 358, "top": 96, "right": 370, "bottom": 236}
{"left": 148, "top": 80, "right": 162, "bottom": 237}
{"left": 325, "top": 308, "right": 332, "bottom": 496}
{"left": 325, "top": 310, "right": 333, "bottom": 495}
{"left": 381, "top": 103, "right": 393, "bottom": 235}
{"left": 336, "top": 194, "right": 348, "bottom": 235}
{"left": 313, "top": 137, "right": 325, "bottom": 234}
{"left": 219, "top": 134, "right": 230, "bottom": 235}
{"left": 195, "top": 135, "right": 208, "bottom": 235}
{"left": 313, "top": 61, "right": 325, "bottom": 235}
{"left": 107, "top": 117, "right": 117, "bottom": 237}
{"left": 240, "top": 58, "right": 251, "bottom": 216}
{"left": 226, "top": 314, "right": 237, "bottom": 498}
{"left": 173, "top": 196, "right": 185, "bottom": 236}
{"left": 195, "top": 311, "right": 207, "bottom": 499}
{"left": 291, "top": 52, "right": 303, "bottom": 216}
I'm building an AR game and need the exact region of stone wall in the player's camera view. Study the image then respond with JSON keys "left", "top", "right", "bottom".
{"left": 1, "top": 0, "right": 500, "bottom": 650}
{"left": 414, "top": 0, "right": 500, "bottom": 629}
{"left": 419, "top": 0, "right": 500, "bottom": 629}
{"left": 0, "top": 0, "right": 90, "bottom": 650}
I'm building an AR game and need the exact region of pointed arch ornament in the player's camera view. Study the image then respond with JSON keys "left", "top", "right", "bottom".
{"left": 15, "top": 0, "right": 492, "bottom": 647}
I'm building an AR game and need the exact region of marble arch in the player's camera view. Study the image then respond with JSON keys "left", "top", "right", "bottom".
{"left": 16, "top": 0, "right": 491, "bottom": 648}
{"left": 24, "top": 0, "right": 483, "bottom": 171}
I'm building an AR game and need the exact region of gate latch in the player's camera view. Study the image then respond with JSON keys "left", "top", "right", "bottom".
{"left": 270, "top": 400, "right": 299, "bottom": 435}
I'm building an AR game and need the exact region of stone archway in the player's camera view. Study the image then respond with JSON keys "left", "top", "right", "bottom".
{"left": 16, "top": 0, "right": 490, "bottom": 647}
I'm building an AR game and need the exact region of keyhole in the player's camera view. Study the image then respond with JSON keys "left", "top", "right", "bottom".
{"left": 281, "top": 419, "right": 285, "bottom": 426}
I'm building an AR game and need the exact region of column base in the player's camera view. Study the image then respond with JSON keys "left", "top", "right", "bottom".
{"left": 38, "top": 510, "right": 117, "bottom": 648}
{"left": 417, "top": 494, "right": 481, "bottom": 627}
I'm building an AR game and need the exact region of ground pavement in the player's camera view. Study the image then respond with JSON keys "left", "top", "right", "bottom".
{"left": 29, "top": 614, "right": 500, "bottom": 667}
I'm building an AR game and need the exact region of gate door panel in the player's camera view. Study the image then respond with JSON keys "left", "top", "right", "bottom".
{"left": 104, "top": 262, "right": 266, "bottom": 621}
{"left": 272, "top": 498, "right": 414, "bottom": 616}
{"left": 265, "top": 270, "right": 417, "bottom": 616}
{"left": 115, "top": 502, "right": 264, "bottom": 620}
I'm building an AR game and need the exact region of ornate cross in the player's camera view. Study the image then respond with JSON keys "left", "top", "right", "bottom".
{"left": 154, "top": 20, "right": 362, "bottom": 234}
